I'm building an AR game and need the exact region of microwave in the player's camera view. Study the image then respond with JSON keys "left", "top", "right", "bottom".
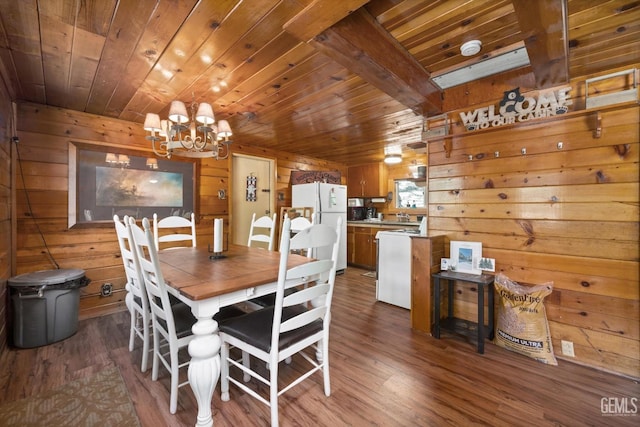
{"left": 348, "top": 198, "right": 365, "bottom": 207}
{"left": 348, "top": 206, "right": 367, "bottom": 221}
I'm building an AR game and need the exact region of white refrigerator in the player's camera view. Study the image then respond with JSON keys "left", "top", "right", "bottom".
{"left": 291, "top": 182, "right": 347, "bottom": 272}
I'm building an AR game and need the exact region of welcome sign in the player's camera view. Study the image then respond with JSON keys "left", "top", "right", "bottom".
{"left": 459, "top": 86, "right": 573, "bottom": 131}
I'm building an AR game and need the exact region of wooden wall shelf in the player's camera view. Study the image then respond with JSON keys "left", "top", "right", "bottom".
{"left": 425, "top": 100, "right": 638, "bottom": 157}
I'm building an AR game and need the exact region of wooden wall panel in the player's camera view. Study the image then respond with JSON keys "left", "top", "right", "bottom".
{"left": 13, "top": 101, "right": 346, "bottom": 321}
{"left": 0, "top": 85, "right": 12, "bottom": 356}
{"left": 428, "top": 97, "right": 639, "bottom": 379}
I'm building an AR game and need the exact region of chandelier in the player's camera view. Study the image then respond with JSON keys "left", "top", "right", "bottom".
{"left": 143, "top": 99, "right": 232, "bottom": 159}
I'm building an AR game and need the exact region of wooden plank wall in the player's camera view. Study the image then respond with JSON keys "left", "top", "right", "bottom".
{"left": 427, "top": 85, "right": 639, "bottom": 379}
{"left": 13, "top": 101, "right": 346, "bottom": 320}
{"left": 0, "top": 85, "right": 12, "bottom": 355}
{"left": 8, "top": 83, "right": 638, "bottom": 379}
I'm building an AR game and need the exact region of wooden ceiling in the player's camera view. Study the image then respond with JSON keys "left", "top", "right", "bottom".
{"left": 0, "top": 0, "right": 638, "bottom": 165}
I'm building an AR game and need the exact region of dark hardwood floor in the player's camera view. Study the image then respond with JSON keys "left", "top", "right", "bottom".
{"left": 0, "top": 267, "right": 637, "bottom": 426}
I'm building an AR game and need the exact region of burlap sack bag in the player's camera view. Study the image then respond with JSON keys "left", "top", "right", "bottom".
{"left": 494, "top": 273, "right": 557, "bottom": 365}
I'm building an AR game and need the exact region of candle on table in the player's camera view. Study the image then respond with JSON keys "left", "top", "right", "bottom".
{"left": 214, "top": 218, "right": 223, "bottom": 253}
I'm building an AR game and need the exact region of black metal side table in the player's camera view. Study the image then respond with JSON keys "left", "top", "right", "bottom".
{"left": 432, "top": 270, "right": 495, "bottom": 354}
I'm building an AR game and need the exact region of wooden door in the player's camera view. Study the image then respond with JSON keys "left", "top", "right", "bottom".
{"left": 231, "top": 154, "right": 275, "bottom": 247}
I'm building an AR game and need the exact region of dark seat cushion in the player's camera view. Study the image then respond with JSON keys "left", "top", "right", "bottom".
{"left": 169, "top": 293, "right": 183, "bottom": 306}
{"left": 214, "top": 305, "right": 248, "bottom": 322}
{"left": 132, "top": 292, "right": 183, "bottom": 309}
{"left": 133, "top": 294, "right": 143, "bottom": 308}
{"left": 167, "top": 302, "right": 197, "bottom": 335}
{"left": 218, "top": 305, "right": 322, "bottom": 353}
{"left": 249, "top": 288, "right": 299, "bottom": 307}
{"left": 158, "top": 304, "right": 246, "bottom": 336}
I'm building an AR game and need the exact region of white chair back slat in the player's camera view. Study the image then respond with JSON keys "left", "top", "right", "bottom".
{"left": 289, "top": 216, "right": 312, "bottom": 233}
{"left": 247, "top": 213, "right": 277, "bottom": 251}
{"left": 285, "top": 212, "right": 318, "bottom": 258}
{"left": 280, "top": 306, "right": 327, "bottom": 334}
{"left": 283, "top": 283, "right": 330, "bottom": 306}
{"left": 153, "top": 213, "right": 197, "bottom": 250}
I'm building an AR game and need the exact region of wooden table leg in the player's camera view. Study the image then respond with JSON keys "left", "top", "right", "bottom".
{"left": 433, "top": 277, "right": 441, "bottom": 338}
{"left": 488, "top": 282, "right": 495, "bottom": 340}
{"left": 188, "top": 316, "right": 221, "bottom": 427}
{"left": 477, "top": 283, "right": 485, "bottom": 354}
{"left": 447, "top": 278, "right": 454, "bottom": 319}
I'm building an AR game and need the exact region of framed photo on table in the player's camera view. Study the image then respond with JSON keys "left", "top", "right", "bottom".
{"left": 450, "top": 241, "right": 482, "bottom": 275}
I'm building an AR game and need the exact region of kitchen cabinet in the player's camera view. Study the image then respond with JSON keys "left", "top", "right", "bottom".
{"left": 347, "top": 163, "right": 388, "bottom": 197}
{"left": 347, "top": 226, "right": 355, "bottom": 264}
{"left": 410, "top": 235, "right": 445, "bottom": 334}
{"left": 354, "top": 228, "right": 376, "bottom": 269}
{"left": 347, "top": 226, "right": 377, "bottom": 270}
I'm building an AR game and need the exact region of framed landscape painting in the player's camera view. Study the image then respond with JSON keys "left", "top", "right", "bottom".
{"left": 68, "top": 143, "right": 195, "bottom": 228}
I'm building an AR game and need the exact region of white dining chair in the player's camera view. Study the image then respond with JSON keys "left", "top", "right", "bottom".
{"left": 289, "top": 215, "right": 312, "bottom": 233}
{"left": 128, "top": 216, "right": 196, "bottom": 414}
{"left": 245, "top": 212, "right": 280, "bottom": 309}
{"left": 153, "top": 212, "right": 196, "bottom": 250}
{"left": 113, "top": 214, "right": 151, "bottom": 372}
{"left": 219, "top": 216, "right": 342, "bottom": 426}
{"left": 247, "top": 212, "right": 277, "bottom": 251}
{"left": 128, "top": 216, "right": 247, "bottom": 413}
{"left": 249, "top": 212, "right": 316, "bottom": 309}
{"left": 289, "top": 212, "right": 317, "bottom": 258}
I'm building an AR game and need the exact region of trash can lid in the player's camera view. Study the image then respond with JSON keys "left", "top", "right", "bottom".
{"left": 9, "top": 269, "right": 86, "bottom": 287}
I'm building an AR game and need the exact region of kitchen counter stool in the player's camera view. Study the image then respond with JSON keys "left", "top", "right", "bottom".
{"left": 432, "top": 271, "right": 495, "bottom": 354}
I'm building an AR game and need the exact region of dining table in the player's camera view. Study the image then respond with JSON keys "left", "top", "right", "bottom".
{"left": 158, "top": 244, "right": 310, "bottom": 427}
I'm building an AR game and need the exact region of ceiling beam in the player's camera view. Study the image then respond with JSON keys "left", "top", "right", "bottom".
{"left": 285, "top": 6, "right": 442, "bottom": 115}
{"left": 512, "top": 0, "right": 569, "bottom": 88}
{"left": 283, "top": 0, "right": 371, "bottom": 42}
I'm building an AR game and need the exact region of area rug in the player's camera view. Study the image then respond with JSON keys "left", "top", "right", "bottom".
{"left": 361, "top": 271, "right": 376, "bottom": 278}
{"left": 0, "top": 366, "right": 140, "bottom": 427}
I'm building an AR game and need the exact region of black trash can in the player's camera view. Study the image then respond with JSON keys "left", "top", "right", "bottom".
{"left": 9, "top": 269, "right": 90, "bottom": 348}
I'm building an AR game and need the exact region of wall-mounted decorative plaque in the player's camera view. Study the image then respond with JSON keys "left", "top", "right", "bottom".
{"left": 290, "top": 170, "right": 341, "bottom": 185}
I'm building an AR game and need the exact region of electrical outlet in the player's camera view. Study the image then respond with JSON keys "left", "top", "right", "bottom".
{"left": 101, "top": 283, "right": 113, "bottom": 297}
{"left": 561, "top": 340, "right": 575, "bottom": 357}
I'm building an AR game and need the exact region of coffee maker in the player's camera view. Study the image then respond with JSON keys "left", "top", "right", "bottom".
{"left": 347, "top": 206, "right": 366, "bottom": 221}
{"left": 366, "top": 206, "right": 377, "bottom": 220}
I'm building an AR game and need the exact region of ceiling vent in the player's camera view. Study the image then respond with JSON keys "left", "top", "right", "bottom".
{"left": 432, "top": 47, "right": 531, "bottom": 90}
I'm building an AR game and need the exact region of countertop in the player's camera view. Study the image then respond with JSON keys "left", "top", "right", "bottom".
{"left": 347, "top": 219, "right": 421, "bottom": 227}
